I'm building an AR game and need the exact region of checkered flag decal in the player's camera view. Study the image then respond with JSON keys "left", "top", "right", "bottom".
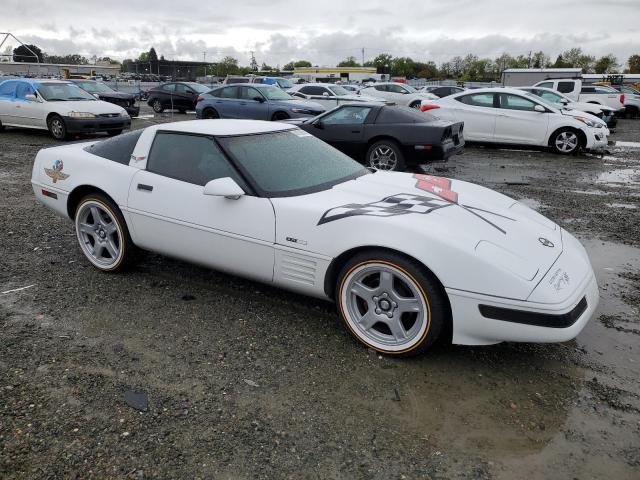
{"left": 317, "top": 193, "right": 452, "bottom": 225}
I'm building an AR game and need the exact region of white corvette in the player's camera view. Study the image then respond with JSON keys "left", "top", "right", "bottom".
{"left": 31, "top": 120, "right": 598, "bottom": 356}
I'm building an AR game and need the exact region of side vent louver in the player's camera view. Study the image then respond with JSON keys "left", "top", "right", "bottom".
{"left": 281, "top": 254, "right": 317, "bottom": 286}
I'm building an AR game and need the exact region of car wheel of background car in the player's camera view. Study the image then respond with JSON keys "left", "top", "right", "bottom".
{"left": 336, "top": 250, "right": 447, "bottom": 356}
{"left": 551, "top": 129, "right": 581, "bottom": 155}
{"left": 178, "top": 109, "right": 187, "bottom": 114}
{"left": 202, "top": 108, "right": 219, "bottom": 119}
{"left": 47, "top": 114, "right": 67, "bottom": 141}
{"left": 152, "top": 99, "right": 164, "bottom": 113}
{"left": 409, "top": 101, "right": 421, "bottom": 109}
{"left": 107, "top": 130, "right": 123, "bottom": 137}
{"left": 74, "top": 193, "right": 136, "bottom": 272}
{"left": 271, "top": 111, "right": 290, "bottom": 121}
{"left": 0, "top": 120, "right": 4, "bottom": 132}
{"left": 366, "top": 140, "right": 405, "bottom": 171}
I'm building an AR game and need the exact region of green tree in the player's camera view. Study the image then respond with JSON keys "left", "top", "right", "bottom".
{"left": 260, "top": 62, "right": 274, "bottom": 71}
{"left": 283, "top": 60, "right": 312, "bottom": 70}
{"left": 137, "top": 51, "right": 150, "bottom": 62}
{"left": 366, "top": 53, "right": 393, "bottom": 69}
{"left": 13, "top": 44, "right": 44, "bottom": 62}
{"left": 628, "top": 54, "right": 640, "bottom": 73}
{"left": 337, "top": 56, "right": 360, "bottom": 67}
{"left": 217, "top": 56, "right": 239, "bottom": 76}
{"left": 414, "top": 61, "right": 439, "bottom": 79}
{"left": 532, "top": 51, "right": 550, "bottom": 68}
{"left": 149, "top": 47, "right": 158, "bottom": 63}
{"left": 594, "top": 54, "right": 618, "bottom": 74}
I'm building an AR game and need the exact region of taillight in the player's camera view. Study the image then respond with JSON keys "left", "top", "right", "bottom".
{"left": 620, "top": 94, "right": 625, "bottom": 104}
{"left": 197, "top": 95, "right": 204, "bottom": 103}
{"left": 420, "top": 104, "right": 440, "bottom": 112}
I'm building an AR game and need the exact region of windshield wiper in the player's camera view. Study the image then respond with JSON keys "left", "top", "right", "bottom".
{"left": 69, "top": 96, "right": 91, "bottom": 100}
{"left": 45, "top": 98, "right": 66, "bottom": 101}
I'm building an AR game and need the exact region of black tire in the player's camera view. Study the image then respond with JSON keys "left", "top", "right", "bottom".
{"left": 409, "top": 100, "right": 421, "bottom": 109}
{"left": 271, "top": 111, "right": 289, "bottom": 121}
{"left": 178, "top": 109, "right": 187, "bottom": 114}
{"left": 0, "top": 120, "right": 4, "bottom": 132}
{"left": 151, "top": 99, "right": 164, "bottom": 113}
{"left": 74, "top": 193, "right": 137, "bottom": 272}
{"left": 366, "top": 140, "right": 406, "bottom": 171}
{"left": 47, "top": 114, "right": 67, "bottom": 140}
{"left": 550, "top": 128, "right": 581, "bottom": 155}
{"left": 335, "top": 250, "right": 448, "bottom": 357}
{"left": 202, "top": 108, "right": 219, "bottom": 119}
{"left": 107, "top": 129, "right": 123, "bottom": 137}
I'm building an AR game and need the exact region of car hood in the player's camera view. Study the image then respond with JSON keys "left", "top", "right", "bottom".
{"left": 568, "top": 101, "right": 614, "bottom": 113}
{"left": 94, "top": 91, "right": 135, "bottom": 101}
{"left": 272, "top": 172, "right": 565, "bottom": 300}
{"left": 560, "top": 108, "right": 608, "bottom": 127}
{"left": 271, "top": 98, "right": 325, "bottom": 111}
{"left": 45, "top": 99, "right": 128, "bottom": 115}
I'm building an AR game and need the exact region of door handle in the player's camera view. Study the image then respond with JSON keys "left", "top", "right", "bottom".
{"left": 137, "top": 184, "right": 153, "bottom": 192}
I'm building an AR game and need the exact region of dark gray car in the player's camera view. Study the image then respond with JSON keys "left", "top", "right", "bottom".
{"left": 195, "top": 84, "right": 325, "bottom": 121}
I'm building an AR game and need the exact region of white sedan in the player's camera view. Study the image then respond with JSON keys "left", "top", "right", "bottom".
{"left": 32, "top": 120, "right": 598, "bottom": 356}
{"left": 288, "top": 83, "right": 382, "bottom": 108}
{"left": 0, "top": 79, "right": 130, "bottom": 140}
{"left": 421, "top": 88, "right": 608, "bottom": 154}
{"left": 360, "top": 82, "right": 438, "bottom": 108}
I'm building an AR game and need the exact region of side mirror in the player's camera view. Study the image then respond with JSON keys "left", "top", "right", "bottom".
{"left": 253, "top": 96, "right": 265, "bottom": 103}
{"left": 25, "top": 94, "right": 37, "bottom": 102}
{"left": 534, "top": 104, "right": 546, "bottom": 113}
{"left": 322, "top": 92, "right": 330, "bottom": 97}
{"left": 560, "top": 99, "right": 569, "bottom": 104}
{"left": 314, "top": 120, "right": 324, "bottom": 129}
{"left": 203, "top": 177, "right": 245, "bottom": 199}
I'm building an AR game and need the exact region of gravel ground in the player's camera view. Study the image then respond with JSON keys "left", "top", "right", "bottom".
{"left": 1, "top": 107, "right": 639, "bottom": 479}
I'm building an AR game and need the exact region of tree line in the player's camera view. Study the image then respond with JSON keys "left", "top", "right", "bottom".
{"left": 10, "top": 44, "right": 640, "bottom": 81}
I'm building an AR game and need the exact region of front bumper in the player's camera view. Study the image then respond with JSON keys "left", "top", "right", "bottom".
{"left": 125, "top": 105, "right": 140, "bottom": 117}
{"left": 64, "top": 115, "right": 131, "bottom": 134}
{"left": 585, "top": 128, "right": 608, "bottom": 152}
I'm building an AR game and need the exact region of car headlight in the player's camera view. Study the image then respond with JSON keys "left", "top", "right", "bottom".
{"left": 68, "top": 112, "right": 97, "bottom": 119}
{"left": 575, "top": 116, "right": 599, "bottom": 128}
{"left": 290, "top": 108, "right": 313, "bottom": 114}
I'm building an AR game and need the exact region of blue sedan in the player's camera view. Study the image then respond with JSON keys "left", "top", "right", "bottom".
{"left": 195, "top": 84, "right": 325, "bottom": 121}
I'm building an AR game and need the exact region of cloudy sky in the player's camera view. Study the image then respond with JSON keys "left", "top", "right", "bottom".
{"left": 2, "top": 0, "right": 639, "bottom": 67}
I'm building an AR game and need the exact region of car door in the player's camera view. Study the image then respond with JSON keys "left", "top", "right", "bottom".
{"left": 159, "top": 83, "right": 176, "bottom": 107}
{"left": 208, "top": 86, "right": 240, "bottom": 118}
{"left": 14, "top": 81, "right": 43, "bottom": 127}
{"left": 126, "top": 131, "right": 275, "bottom": 282}
{"left": 174, "top": 83, "right": 195, "bottom": 109}
{"left": 495, "top": 93, "right": 549, "bottom": 145}
{"left": 237, "top": 86, "right": 269, "bottom": 120}
{"left": 369, "top": 84, "right": 392, "bottom": 101}
{"left": 450, "top": 92, "right": 497, "bottom": 141}
{"left": 311, "top": 105, "right": 371, "bottom": 157}
{"left": 0, "top": 80, "right": 19, "bottom": 125}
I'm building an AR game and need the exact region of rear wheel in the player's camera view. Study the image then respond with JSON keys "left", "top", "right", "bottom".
{"left": 202, "top": 108, "right": 219, "bottom": 119}
{"left": 47, "top": 114, "right": 67, "bottom": 140}
{"left": 409, "top": 100, "right": 421, "bottom": 109}
{"left": 366, "top": 140, "right": 405, "bottom": 171}
{"left": 74, "top": 194, "right": 136, "bottom": 272}
{"left": 551, "top": 129, "right": 580, "bottom": 155}
{"left": 336, "top": 251, "right": 447, "bottom": 356}
{"left": 271, "top": 111, "right": 289, "bottom": 121}
{"left": 152, "top": 99, "right": 164, "bottom": 113}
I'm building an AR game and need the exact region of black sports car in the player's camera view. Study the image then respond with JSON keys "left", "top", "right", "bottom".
{"left": 146, "top": 82, "right": 211, "bottom": 114}
{"left": 284, "top": 103, "right": 464, "bottom": 171}
{"left": 70, "top": 80, "right": 139, "bottom": 117}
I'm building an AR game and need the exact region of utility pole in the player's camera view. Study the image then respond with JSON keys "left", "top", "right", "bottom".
{"left": 362, "top": 47, "right": 365, "bottom": 66}
{"left": 203, "top": 51, "right": 207, "bottom": 77}
{"left": 528, "top": 50, "right": 532, "bottom": 68}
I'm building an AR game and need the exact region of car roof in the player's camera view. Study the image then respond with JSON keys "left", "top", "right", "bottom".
{"left": 0, "top": 78, "right": 70, "bottom": 85}
{"left": 451, "top": 87, "right": 539, "bottom": 95}
{"left": 152, "top": 119, "right": 296, "bottom": 136}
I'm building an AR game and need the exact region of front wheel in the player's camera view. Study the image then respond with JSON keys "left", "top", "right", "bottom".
{"left": 336, "top": 251, "right": 447, "bottom": 356}
{"left": 202, "top": 108, "right": 219, "bottom": 119}
{"left": 151, "top": 99, "right": 164, "bottom": 113}
{"left": 366, "top": 140, "right": 405, "bottom": 171}
{"left": 551, "top": 129, "right": 580, "bottom": 155}
{"left": 47, "top": 115, "right": 67, "bottom": 140}
{"left": 74, "top": 194, "right": 136, "bottom": 272}
{"left": 271, "top": 111, "right": 289, "bottom": 121}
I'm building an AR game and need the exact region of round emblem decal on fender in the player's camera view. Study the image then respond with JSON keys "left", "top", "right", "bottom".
{"left": 539, "top": 237, "right": 554, "bottom": 248}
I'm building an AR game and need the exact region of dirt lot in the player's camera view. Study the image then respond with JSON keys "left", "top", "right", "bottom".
{"left": 1, "top": 108, "right": 639, "bottom": 479}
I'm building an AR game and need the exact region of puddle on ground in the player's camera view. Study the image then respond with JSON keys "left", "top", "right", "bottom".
{"left": 595, "top": 168, "right": 640, "bottom": 186}
{"left": 606, "top": 202, "right": 638, "bottom": 209}
{"left": 615, "top": 141, "right": 640, "bottom": 149}
{"left": 518, "top": 197, "right": 542, "bottom": 210}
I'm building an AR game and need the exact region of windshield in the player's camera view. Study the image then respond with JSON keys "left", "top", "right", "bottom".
{"left": 403, "top": 84, "right": 418, "bottom": 93}
{"left": 75, "top": 81, "right": 114, "bottom": 94}
{"left": 328, "top": 85, "right": 350, "bottom": 96}
{"left": 523, "top": 92, "right": 557, "bottom": 110}
{"left": 187, "top": 83, "right": 210, "bottom": 93}
{"left": 621, "top": 86, "right": 640, "bottom": 94}
{"left": 275, "top": 78, "right": 293, "bottom": 89}
{"left": 258, "top": 87, "right": 293, "bottom": 100}
{"left": 219, "top": 129, "right": 368, "bottom": 197}
{"left": 37, "top": 83, "right": 96, "bottom": 101}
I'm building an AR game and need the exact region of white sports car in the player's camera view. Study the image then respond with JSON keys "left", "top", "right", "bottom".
{"left": 31, "top": 120, "right": 599, "bottom": 356}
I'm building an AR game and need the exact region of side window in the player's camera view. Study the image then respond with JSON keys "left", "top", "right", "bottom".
{"left": 580, "top": 86, "right": 595, "bottom": 94}
{"left": 499, "top": 94, "right": 537, "bottom": 111}
{"left": 558, "top": 82, "right": 575, "bottom": 93}
{"left": 175, "top": 84, "right": 189, "bottom": 94}
{"left": 539, "top": 91, "right": 562, "bottom": 103}
{"left": 537, "top": 82, "right": 553, "bottom": 89}
{"left": 84, "top": 129, "right": 144, "bottom": 164}
{"left": 0, "top": 81, "right": 17, "bottom": 98}
{"left": 240, "top": 87, "right": 263, "bottom": 100}
{"left": 321, "top": 106, "right": 372, "bottom": 125}
{"left": 162, "top": 84, "right": 176, "bottom": 92}
{"left": 300, "top": 86, "right": 325, "bottom": 96}
{"left": 374, "top": 85, "right": 387, "bottom": 92}
{"left": 210, "top": 88, "right": 224, "bottom": 98}
{"left": 147, "top": 132, "right": 247, "bottom": 188}
{"left": 457, "top": 93, "right": 495, "bottom": 108}
{"left": 219, "top": 86, "right": 238, "bottom": 99}
{"left": 15, "top": 82, "right": 35, "bottom": 99}
{"left": 387, "top": 84, "right": 406, "bottom": 94}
